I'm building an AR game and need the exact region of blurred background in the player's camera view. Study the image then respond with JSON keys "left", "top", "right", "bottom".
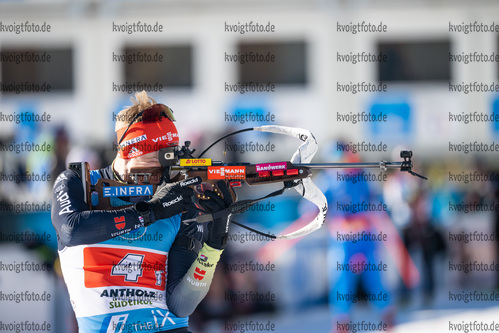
{"left": 1, "top": 0, "right": 499, "bottom": 332}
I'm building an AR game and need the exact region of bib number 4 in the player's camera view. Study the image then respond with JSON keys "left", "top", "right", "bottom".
{"left": 111, "top": 253, "right": 145, "bottom": 282}
{"left": 110, "top": 253, "right": 166, "bottom": 287}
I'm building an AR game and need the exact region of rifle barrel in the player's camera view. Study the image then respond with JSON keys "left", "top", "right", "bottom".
{"left": 295, "top": 162, "right": 403, "bottom": 170}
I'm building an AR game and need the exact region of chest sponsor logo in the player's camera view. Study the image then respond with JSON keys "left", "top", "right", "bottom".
{"left": 103, "top": 310, "right": 175, "bottom": 332}
{"left": 108, "top": 299, "right": 153, "bottom": 309}
{"left": 105, "top": 313, "right": 129, "bottom": 333}
{"left": 100, "top": 288, "right": 163, "bottom": 302}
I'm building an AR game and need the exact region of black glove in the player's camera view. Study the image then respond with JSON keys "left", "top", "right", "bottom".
{"left": 199, "top": 180, "right": 234, "bottom": 250}
{"left": 135, "top": 177, "right": 200, "bottom": 226}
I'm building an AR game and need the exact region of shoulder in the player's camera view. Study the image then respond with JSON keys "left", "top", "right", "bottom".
{"left": 53, "top": 164, "right": 112, "bottom": 190}
{"left": 53, "top": 169, "right": 80, "bottom": 192}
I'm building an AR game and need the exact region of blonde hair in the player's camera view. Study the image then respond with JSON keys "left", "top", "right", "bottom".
{"left": 115, "top": 91, "right": 157, "bottom": 131}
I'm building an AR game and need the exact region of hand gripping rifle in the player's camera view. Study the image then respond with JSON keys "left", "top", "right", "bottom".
{"left": 71, "top": 125, "right": 426, "bottom": 240}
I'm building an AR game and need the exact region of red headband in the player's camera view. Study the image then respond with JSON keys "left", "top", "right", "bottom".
{"left": 116, "top": 116, "right": 179, "bottom": 159}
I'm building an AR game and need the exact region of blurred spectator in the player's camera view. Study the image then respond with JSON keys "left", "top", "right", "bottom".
{"left": 401, "top": 187, "right": 446, "bottom": 304}
{"left": 313, "top": 142, "right": 394, "bottom": 332}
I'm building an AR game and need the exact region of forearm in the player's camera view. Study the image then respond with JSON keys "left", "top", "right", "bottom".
{"left": 167, "top": 244, "right": 223, "bottom": 318}
{"left": 52, "top": 207, "right": 144, "bottom": 247}
{"left": 165, "top": 181, "right": 233, "bottom": 317}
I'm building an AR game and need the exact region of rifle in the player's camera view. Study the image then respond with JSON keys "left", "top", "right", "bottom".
{"left": 72, "top": 125, "right": 427, "bottom": 240}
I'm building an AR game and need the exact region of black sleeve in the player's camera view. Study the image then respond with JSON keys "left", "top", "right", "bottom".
{"left": 166, "top": 209, "right": 205, "bottom": 296}
{"left": 51, "top": 169, "right": 146, "bottom": 250}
